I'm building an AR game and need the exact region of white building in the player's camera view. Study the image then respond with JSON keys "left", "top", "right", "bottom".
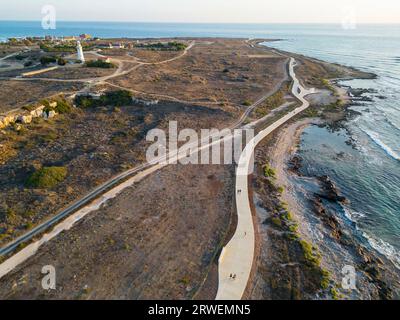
{"left": 76, "top": 41, "right": 85, "bottom": 63}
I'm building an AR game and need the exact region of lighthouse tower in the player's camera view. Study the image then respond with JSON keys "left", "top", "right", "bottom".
{"left": 76, "top": 41, "right": 85, "bottom": 63}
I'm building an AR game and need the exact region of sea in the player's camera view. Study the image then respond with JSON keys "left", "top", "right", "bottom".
{"left": 1, "top": 21, "right": 399, "bottom": 267}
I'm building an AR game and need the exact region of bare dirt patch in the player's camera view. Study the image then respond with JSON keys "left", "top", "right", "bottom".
{"left": 0, "top": 164, "right": 235, "bottom": 300}
{"left": 0, "top": 101, "right": 234, "bottom": 247}
{"left": 109, "top": 39, "right": 288, "bottom": 107}
{"left": 27, "top": 65, "right": 115, "bottom": 80}
{"left": 0, "top": 80, "right": 84, "bottom": 114}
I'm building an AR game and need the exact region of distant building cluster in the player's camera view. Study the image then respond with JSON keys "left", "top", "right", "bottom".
{"left": 8, "top": 34, "right": 95, "bottom": 44}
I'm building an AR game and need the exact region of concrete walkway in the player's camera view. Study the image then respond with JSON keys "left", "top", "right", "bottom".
{"left": 216, "top": 58, "right": 315, "bottom": 300}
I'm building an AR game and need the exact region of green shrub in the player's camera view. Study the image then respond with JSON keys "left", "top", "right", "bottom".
{"left": 75, "top": 90, "right": 132, "bottom": 108}
{"left": 243, "top": 100, "right": 252, "bottom": 106}
{"left": 86, "top": 59, "right": 115, "bottom": 68}
{"left": 6, "top": 208, "right": 17, "bottom": 223}
{"left": 25, "top": 222, "right": 34, "bottom": 230}
{"left": 104, "top": 90, "right": 132, "bottom": 105}
{"left": 40, "top": 99, "right": 51, "bottom": 109}
{"left": 41, "top": 98, "right": 72, "bottom": 114}
{"left": 26, "top": 166, "right": 68, "bottom": 189}
{"left": 299, "top": 240, "right": 321, "bottom": 267}
{"left": 75, "top": 96, "right": 95, "bottom": 108}
{"left": 137, "top": 41, "right": 187, "bottom": 51}
{"left": 255, "top": 90, "right": 285, "bottom": 117}
{"left": 57, "top": 57, "right": 67, "bottom": 66}
{"left": 329, "top": 287, "right": 338, "bottom": 299}
{"left": 54, "top": 98, "right": 72, "bottom": 114}
{"left": 284, "top": 211, "right": 294, "bottom": 221}
{"left": 40, "top": 56, "right": 57, "bottom": 65}
{"left": 288, "top": 224, "right": 299, "bottom": 233}
{"left": 271, "top": 216, "right": 282, "bottom": 227}
{"left": 264, "top": 164, "right": 276, "bottom": 179}
{"left": 180, "top": 276, "right": 190, "bottom": 285}
{"left": 321, "top": 269, "right": 331, "bottom": 290}
{"left": 40, "top": 43, "right": 93, "bottom": 53}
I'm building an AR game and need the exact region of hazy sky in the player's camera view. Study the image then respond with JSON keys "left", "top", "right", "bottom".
{"left": 1, "top": 0, "right": 399, "bottom": 23}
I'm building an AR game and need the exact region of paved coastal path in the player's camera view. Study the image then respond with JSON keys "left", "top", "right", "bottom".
{"left": 216, "top": 58, "right": 316, "bottom": 300}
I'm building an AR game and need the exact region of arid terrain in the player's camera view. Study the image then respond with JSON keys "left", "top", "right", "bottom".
{"left": 0, "top": 163, "right": 235, "bottom": 299}
{"left": 0, "top": 37, "right": 385, "bottom": 300}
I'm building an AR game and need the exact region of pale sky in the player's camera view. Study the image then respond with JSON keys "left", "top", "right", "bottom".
{"left": 0, "top": 0, "right": 399, "bottom": 23}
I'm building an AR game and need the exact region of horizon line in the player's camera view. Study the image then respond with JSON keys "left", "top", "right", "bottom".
{"left": 0, "top": 20, "right": 399, "bottom": 25}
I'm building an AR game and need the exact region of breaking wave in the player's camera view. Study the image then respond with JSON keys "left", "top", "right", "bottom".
{"left": 363, "top": 130, "right": 400, "bottom": 162}
{"left": 363, "top": 232, "right": 400, "bottom": 270}
{"left": 343, "top": 207, "right": 366, "bottom": 221}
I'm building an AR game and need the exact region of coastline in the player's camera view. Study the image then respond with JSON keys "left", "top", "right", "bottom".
{"left": 0, "top": 31, "right": 398, "bottom": 300}
{"left": 263, "top": 79, "right": 400, "bottom": 299}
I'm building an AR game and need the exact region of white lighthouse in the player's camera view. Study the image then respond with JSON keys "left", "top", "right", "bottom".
{"left": 76, "top": 41, "right": 85, "bottom": 63}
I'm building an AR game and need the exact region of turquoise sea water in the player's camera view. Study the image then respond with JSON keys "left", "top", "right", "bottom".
{"left": 264, "top": 25, "right": 400, "bottom": 268}
{"left": 1, "top": 21, "right": 399, "bottom": 266}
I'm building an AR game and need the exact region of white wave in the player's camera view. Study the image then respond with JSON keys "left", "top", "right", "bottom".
{"left": 343, "top": 207, "right": 366, "bottom": 222}
{"left": 363, "top": 130, "right": 400, "bottom": 162}
{"left": 363, "top": 232, "right": 400, "bottom": 270}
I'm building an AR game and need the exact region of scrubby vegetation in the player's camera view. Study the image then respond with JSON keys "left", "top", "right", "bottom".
{"left": 40, "top": 55, "right": 57, "bottom": 65}
{"left": 54, "top": 98, "right": 73, "bottom": 114}
{"left": 22, "top": 104, "right": 38, "bottom": 112}
{"left": 57, "top": 57, "right": 67, "bottom": 66}
{"left": 255, "top": 90, "right": 285, "bottom": 117}
{"left": 26, "top": 166, "right": 68, "bottom": 189}
{"left": 40, "top": 42, "right": 93, "bottom": 53}
{"left": 299, "top": 240, "right": 321, "bottom": 266}
{"left": 41, "top": 97, "right": 73, "bottom": 114}
{"left": 40, "top": 43, "right": 76, "bottom": 53}
{"left": 263, "top": 164, "right": 276, "bottom": 179}
{"left": 269, "top": 200, "right": 334, "bottom": 294}
{"left": 258, "top": 159, "right": 336, "bottom": 298}
{"left": 320, "top": 78, "right": 337, "bottom": 95}
{"left": 137, "top": 41, "right": 188, "bottom": 51}
{"left": 75, "top": 90, "right": 133, "bottom": 108}
{"left": 85, "top": 59, "right": 115, "bottom": 68}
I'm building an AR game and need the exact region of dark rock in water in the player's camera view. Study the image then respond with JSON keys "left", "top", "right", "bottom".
{"left": 339, "top": 230, "right": 354, "bottom": 247}
{"left": 345, "top": 138, "right": 357, "bottom": 149}
{"left": 349, "top": 102, "right": 366, "bottom": 107}
{"left": 358, "top": 96, "right": 374, "bottom": 102}
{"left": 346, "top": 109, "right": 362, "bottom": 120}
{"left": 311, "top": 196, "right": 343, "bottom": 240}
{"left": 358, "top": 246, "right": 373, "bottom": 264}
{"left": 316, "top": 175, "right": 349, "bottom": 203}
{"left": 377, "top": 95, "right": 387, "bottom": 100}
{"left": 334, "top": 151, "right": 346, "bottom": 160}
{"left": 288, "top": 155, "right": 302, "bottom": 174}
{"left": 316, "top": 192, "right": 347, "bottom": 203}
{"left": 312, "top": 197, "right": 327, "bottom": 216}
{"left": 350, "top": 88, "right": 377, "bottom": 97}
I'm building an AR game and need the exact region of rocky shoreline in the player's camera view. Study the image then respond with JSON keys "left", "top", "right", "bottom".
{"left": 277, "top": 82, "right": 400, "bottom": 299}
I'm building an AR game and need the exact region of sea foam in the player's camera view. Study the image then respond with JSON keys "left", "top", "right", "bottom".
{"left": 364, "top": 130, "right": 400, "bottom": 162}
{"left": 363, "top": 232, "right": 400, "bottom": 270}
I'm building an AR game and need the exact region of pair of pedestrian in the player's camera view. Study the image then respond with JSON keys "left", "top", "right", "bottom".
{"left": 229, "top": 273, "right": 237, "bottom": 280}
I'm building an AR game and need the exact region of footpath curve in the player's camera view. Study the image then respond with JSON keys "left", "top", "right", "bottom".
{"left": 216, "top": 58, "right": 315, "bottom": 300}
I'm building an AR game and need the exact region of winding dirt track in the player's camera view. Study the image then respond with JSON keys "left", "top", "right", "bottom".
{"left": 0, "top": 49, "right": 291, "bottom": 281}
